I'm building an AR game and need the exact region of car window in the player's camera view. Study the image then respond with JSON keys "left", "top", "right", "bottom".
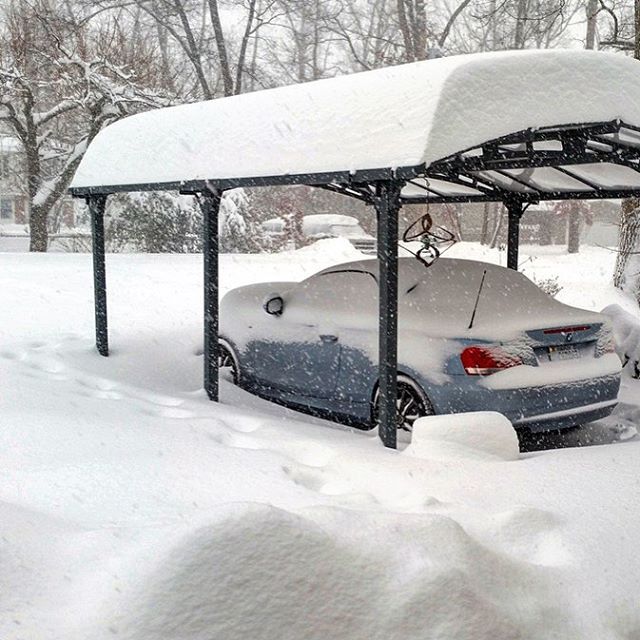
{"left": 286, "top": 270, "right": 377, "bottom": 325}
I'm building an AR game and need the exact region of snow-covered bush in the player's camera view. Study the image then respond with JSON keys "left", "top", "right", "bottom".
{"left": 532, "top": 275, "right": 562, "bottom": 298}
{"left": 107, "top": 192, "right": 202, "bottom": 253}
{"left": 601, "top": 304, "right": 640, "bottom": 379}
{"left": 105, "top": 189, "right": 276, "bottom": 254}
{"left": 219, "top": 188, "right": 273, "bottom": 253}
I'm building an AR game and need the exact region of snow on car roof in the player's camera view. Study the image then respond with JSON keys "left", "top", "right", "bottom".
{"left": 70, "top": 50, "right": 640, "bottom": 192}
{"left": 316, "top": 256, "right": 603, "bottom": 338}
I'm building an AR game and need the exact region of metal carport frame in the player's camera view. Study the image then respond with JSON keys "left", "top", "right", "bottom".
{"left": 69, "top": 52, "right": 640, "bottom": 450}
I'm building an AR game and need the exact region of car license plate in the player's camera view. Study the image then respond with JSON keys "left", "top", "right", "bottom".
{"left": 547, "top": 344, "right": 580, "bottom": 361}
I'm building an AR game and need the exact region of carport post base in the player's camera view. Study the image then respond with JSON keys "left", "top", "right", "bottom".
{"left": 89, "top": 194, "right": 109, "bottom": 357}
{"left": 200, "top": 190, "right": 222, "bottom": 401}
{"left": 375, "top": 180, "right": 404, "bottom": 450}
{"left": 506, "top": 199, "right": 523, "bottom": 271}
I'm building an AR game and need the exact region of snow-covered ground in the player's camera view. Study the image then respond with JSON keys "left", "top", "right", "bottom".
{"left": 2, "top": 240, "right": 640, "bottom": 639}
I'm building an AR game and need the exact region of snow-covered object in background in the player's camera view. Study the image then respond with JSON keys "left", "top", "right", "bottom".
{"left": 262, "top": 214, "right": 375, "bottom": 251}
{"left": 302, "top": 214, "right": 364, "bottom": 237}
{"left": 406, "top": 412, "right": 519, "bottom": 461}
{"left": 70, "top": 50, "right": 640, "bottom": 190}
{"left": 301, "top": 215, "right": 375, "bottom": 252}
{"left": 602, "top": 304, "right": 640, "bottom": 377}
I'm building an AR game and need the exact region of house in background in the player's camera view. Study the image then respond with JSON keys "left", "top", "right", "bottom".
{"left": 0, "top": 134, "right": 81, "bottom": 232}
{"left": 0, "top": 136, "right": 29, "bottom": 227}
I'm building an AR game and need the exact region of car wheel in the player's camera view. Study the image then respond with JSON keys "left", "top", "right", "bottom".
{"left": 218, "top": 342, "right": 240, "bottom": 385}
{"left": 372, "top": 375, "right": 434, "bottom": 437}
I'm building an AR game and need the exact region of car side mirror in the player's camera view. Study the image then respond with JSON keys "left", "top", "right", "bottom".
{"left": 264, "top": 295, "right": 284, "bottom": 316}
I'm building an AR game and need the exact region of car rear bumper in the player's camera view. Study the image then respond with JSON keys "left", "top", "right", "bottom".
{"left": 428, "top": 373, "right": 621, "bottom": 432}
{"left": 512, "top": 398, "right": 618, "bottom": 432}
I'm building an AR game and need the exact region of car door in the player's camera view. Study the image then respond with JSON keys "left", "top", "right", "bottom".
{"left": 249, "top": 270, "right": 375, "bottom": 400}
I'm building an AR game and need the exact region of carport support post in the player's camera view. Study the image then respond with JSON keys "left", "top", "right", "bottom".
{"left": 374, "top": 180, "right": 403, "bottom": 450}
{"left": 89, "top": 194, "right": 109, "bottom": 356}
{"left": 506, "top": 198, "right": 523, "bottom": 271}
{"left": 200, "top": 190, "right": 222, "bottom": 401}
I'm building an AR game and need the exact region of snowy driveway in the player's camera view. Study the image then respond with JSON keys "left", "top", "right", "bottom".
{"left": 2, "top": 242, "right": 640, "bottom": 640}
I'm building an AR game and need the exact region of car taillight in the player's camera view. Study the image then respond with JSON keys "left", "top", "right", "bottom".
{"left": 461, "top": 346, "right": 523, "bottom": 375}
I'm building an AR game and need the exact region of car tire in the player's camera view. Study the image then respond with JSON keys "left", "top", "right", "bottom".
{"left": 372, "top": 374, "right": 434, "bottom": 438}
{"left": 218, "top": 341, "right": 240, "bottom": 385}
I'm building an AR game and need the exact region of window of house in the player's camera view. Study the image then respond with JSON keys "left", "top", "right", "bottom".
{"left": 0, "top": 198, "right": 14, "bottom": 221}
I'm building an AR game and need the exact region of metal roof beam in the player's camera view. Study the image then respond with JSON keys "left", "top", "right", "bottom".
{"left": 552, "top": 166, "right": 601, "bottom": 191}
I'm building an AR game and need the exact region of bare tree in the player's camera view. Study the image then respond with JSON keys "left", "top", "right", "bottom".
{"left": 326, "top": 0, "right": 402, "bottom": 70}
{"left": 457, "top": 0, "right": 577, "bottom": 52}
{"left": 96, "top": 0, "right": 279, "bottom": 98}
{"left": 598, "top": 0, "right": 640, "bottom": 301}
{"left": 263, "top": 0, "right": 339, "bottom": 83}
{"left": 0, "top": 0, "right": 163, "bottom": 251}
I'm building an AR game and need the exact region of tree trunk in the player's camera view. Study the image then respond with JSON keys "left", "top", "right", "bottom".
{"left": 29, "top": 204, "right": 48, "bottom": 252}
{"left": 514, "top": 0, "right": 527, "bottom": 48}
{"left": 489, "top": 203, "right": 504, "bottom": 249}
{"left": 636, "top": 0, "right": 640, "bottom": 60}
{"left": 614, "top": 0, "right": 640, "bottom": 301}
{"left": 208, "top": 0, "right": 234, "bottom": 96}
{"left": 397, "top": 0, "right": 415, "bottom": 60}
{"left": 614, "top": 198, "right": 640, "bottom": 300}
{"left": 567, "top": 209, "right": 581, "bottom": 253}
{"left": 235, "top": 0, "right": 257, "bottom": 94}
{"left": 480, "top": 202, "right": 490, "bottom": 245}
{"left": 585, "top": 0, "right": 598, "bottom": 49}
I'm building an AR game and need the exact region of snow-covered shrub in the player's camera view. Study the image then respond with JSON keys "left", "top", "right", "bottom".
{"left": 218, "top": 188, "right": 274, "bottom": 253}
{"left": 105, "top": 189, "right": 278, "bottom": 254}
{"left": 219, "top": 189, "right": 247, "bottom": 252}
{"left": 532, "top": 275, "right": 562, "bottom": 298}
{"left": 601, "top": 304, "right": 640, "bottom": 379}
{"left": 107, "top": 192, "right": 202, "bottom": 253}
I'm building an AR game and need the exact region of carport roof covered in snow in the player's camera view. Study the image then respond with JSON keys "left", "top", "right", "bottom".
{"left": 70, "top": 49, "right": 640, "bottom": 203}
{"left": 70, "top": 49, "right": 640, "bottom": 451}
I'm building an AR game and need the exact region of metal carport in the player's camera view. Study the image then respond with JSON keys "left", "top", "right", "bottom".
{"left": 70, "top": 49, "right": 640, "bottom": 449}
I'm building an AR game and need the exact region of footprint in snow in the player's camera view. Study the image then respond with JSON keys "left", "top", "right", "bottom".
{"left": 25, "top": 355, "right": 67, "bottom": 375}
{"left": 126, "top": 388, "right": 185, "bottom": 408}
{"left": 282, "top": 464, "right": 327, "bottom": 492}
{"left": 208, "top": 430, "right": 262, "bottom": 450}
{"left": 77, "top": 376, "right": 118, "bottom": 392}
{"left": 143, "top": 406, "right": 195, "bottom": 419}
{"left": 282, "top": 464, "right": 355, "bottom": 497}
{"left": 282, "top": 443, "right": 334, "bottom": 468}
{"left": 490, "top": 506, "right": 568, "bottom": 567}
{"left": 226, "top": 416, "right": 264, "bottom": 433}
{"left": 0, "top": 349, "right": 22, "bottom": 361}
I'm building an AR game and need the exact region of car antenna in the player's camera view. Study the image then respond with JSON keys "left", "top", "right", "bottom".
{"left": 468, "top": 269, "right": 487, "bottom": 330}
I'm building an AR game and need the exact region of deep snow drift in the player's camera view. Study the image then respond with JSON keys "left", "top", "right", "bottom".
{"left": 1, "top": 240, "right": 640, "bottom": 640}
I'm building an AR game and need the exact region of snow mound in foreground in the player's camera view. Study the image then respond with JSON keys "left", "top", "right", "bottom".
{"left": 407, "top": 412, "right": 519, "bottom": 461}
{"left": 109, "top": 503, "right": 566, "bottom": 640}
